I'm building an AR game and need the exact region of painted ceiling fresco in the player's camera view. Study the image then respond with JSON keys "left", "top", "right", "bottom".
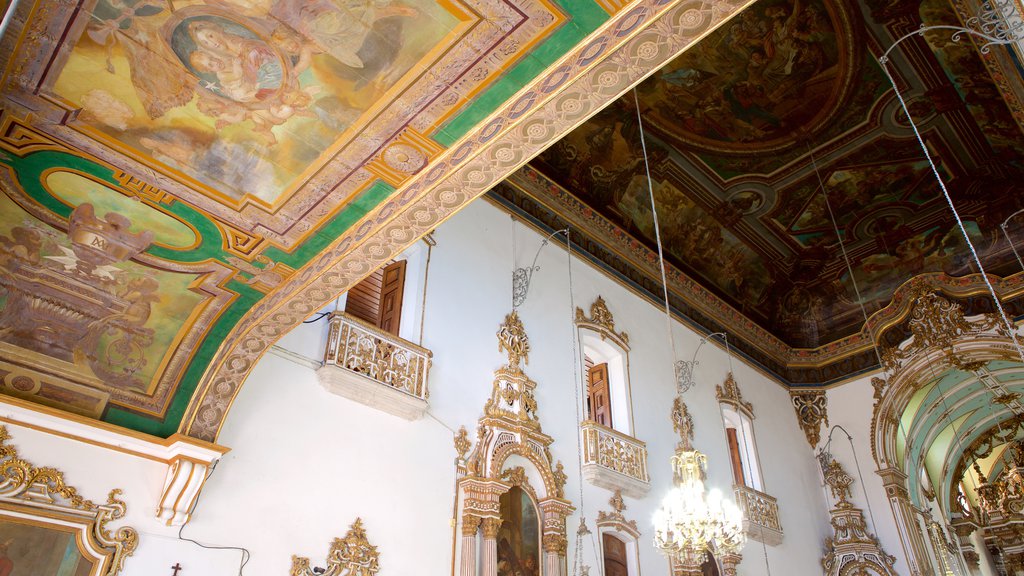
{"left": 508, "top": 0, "right": 1024, "bottom": 384}
{"left": 0, "top": 0, "right": 755, "bottom": 438}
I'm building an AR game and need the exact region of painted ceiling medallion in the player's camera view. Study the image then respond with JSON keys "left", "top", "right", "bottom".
{"left": 641, "top": 0, "right": 858, "bottom": 155}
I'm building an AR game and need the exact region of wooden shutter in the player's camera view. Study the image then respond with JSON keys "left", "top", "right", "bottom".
{"left": 345, "top": 267, "right": 385, "bottom": 326}
{"left": 726, "top": 427, "right": 746, "bottom": 487}
{"left": 587, "top": 362, "right": 612, "bottom": 428}
{"left": 602, "top": 533, "right": 628, "bottom": 576}
{"left": 376, "top": 260, "right": 406, "bottom": 335}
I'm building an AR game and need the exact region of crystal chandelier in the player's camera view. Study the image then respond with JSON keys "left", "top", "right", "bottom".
{"left": 653, "top": 399, "right": 745, "bottom": 572}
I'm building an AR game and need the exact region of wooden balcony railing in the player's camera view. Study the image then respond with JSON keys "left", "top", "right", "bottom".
{"left": 318, "top": 312, "right": 432, "bottom": 419}
{"left": 734, "top": 484, "right": 784, "bottom": 546}
{"left": 581, "top": 420, "right": 650, "bottom": 498}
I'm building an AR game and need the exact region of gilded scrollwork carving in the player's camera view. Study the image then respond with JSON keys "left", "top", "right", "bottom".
{"left": 596, "top": 490, "right": 640, "bottom": 538}
{"left": 575, "top": 295, "right": 629, "bottom": 346}
{"left": 458, "top": 312, "right": 575, "bottom": 572}
{"left": 672, "top": 397, "right": 694, "bottom": 450}
{"left": 791, "top": 390, "right": 828, "bottom": 448}
{"left": 716, "top": 372, "right": 753, "bottom": 416}
{"left": 290, "top": 517, "right": 380, "bottom": 576}
{"left": 0, "top": 425, "right": 137, "bottom": 575}
{"left": 820, "top": 456, "right": 897, "bottom": 576}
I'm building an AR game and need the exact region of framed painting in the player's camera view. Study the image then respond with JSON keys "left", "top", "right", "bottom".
{"left": 0, "top": 426, "right": 137, "bottom": 576}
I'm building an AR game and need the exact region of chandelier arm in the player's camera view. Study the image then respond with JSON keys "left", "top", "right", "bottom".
{"left": 1000, "top": 209, "right": 1024, "bottom": 273}
{"left": 512, "top": 227, "right": 568, "bottom": 309}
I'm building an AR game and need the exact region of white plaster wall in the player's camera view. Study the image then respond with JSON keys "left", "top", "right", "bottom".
{"left": 21, "top": 199, "right": 836, "bottom": 575}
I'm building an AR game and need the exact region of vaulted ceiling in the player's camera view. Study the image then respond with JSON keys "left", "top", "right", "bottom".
{"left": 495, "top": 0, "right": 1024, "bottom": 384}
{"left": 0, "top": 0, "right": 753, "bottom": 440}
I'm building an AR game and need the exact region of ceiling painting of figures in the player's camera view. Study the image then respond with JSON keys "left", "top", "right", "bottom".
{"left": 1, "top": 0, "right": 758, "bottom": 439}
{"left": 53, "top": 0, "right": 465, "bottom": 206}
{"left": 507, "top": 0, "right": 1024, "bottom": 384}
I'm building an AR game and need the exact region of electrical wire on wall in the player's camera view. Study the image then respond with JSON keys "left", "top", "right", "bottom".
{"left": 177, "top": 461, "right": 252, "bottom": 576}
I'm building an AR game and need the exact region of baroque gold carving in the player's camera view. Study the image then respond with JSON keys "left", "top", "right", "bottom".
{"left": 0, "top": 425, "right": 138, "bottom": 575}
{"left": 791, "top": 390, "right": 828, "bottom": 448}
{"left": 459, "top": 312, "right": 575, "bottom": 569}
{"left": 716, "top": 372, "right": 753, "bottom": 416}
{"left": 596, "top": 490, "right": 640, "bottom": 538}
{"left": 291, "top": 517, "right": 380, "bottom": 576}
{"left": 497, "top": 310, "right": 530, "bottom": 369}
{"left": 575, "top": 296, "right": 629, "bottom": 345}
{"left": 821, "top": 456, "right": 897, "bottom": 576}
{"left": 672, "top": 397, "right": 694, "bottom": 450}
{"left": 581, "top": 421, "right": 649, "bottom": 484}
{"left": 880, "top": 290, "right": 1004, "bottom": 378}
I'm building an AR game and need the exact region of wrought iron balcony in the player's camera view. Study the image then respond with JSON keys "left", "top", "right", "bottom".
{"left": 733, "top": 484, "right": 784, "bottom": 546}
{"left": 581, "top": 420, "right": 650, "bottom": 498}
{"left": 317, "top": 312, "right": 432, "bottom": 420}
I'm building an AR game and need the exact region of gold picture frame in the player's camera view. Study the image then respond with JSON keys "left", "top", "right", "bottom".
{"left": 0, "top": 425, "right": 137, "bottom": 575}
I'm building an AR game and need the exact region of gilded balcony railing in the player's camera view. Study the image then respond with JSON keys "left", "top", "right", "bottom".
{"left": 733, "top": 484, "right": 784, "bottom": 545}
{"left": 581, "top": 420, "right": 650, "bottom": 497}
{"left": 323, "top": 312, "right": 431, "bottom": 400}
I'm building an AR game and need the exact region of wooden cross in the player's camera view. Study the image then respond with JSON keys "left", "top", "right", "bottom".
{"left": 171, "top": 563, "right": 183, "bottom": 576}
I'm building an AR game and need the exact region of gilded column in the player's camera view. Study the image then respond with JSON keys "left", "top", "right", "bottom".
{"left": 481, "top": 517, "right": 501, "bottom": 576}
{"left": 460, "top": 515, "right": 481, "bottom": 576}
{"left": 720, "top": 552, "right": 742, "bottom": 576}
{"left": 968, "top": 529, "right": 997, "bottom": 576}
{"left": 542, "top": 533, "right": 566, "bottom": 576}
{"left": 877, "top": 467, "right": 934, "bottom": 575}
{"left": 669, "top": 557, "right": 702, "bottom": 576}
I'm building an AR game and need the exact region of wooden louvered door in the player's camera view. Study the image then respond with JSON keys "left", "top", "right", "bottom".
{"left": 726, "top": 427, "right": 746, "bottom": 486}
{"left": 345, "top": 267, "right": 385, "bottom": 326}
{"left": 603, "top": 533, "right": 628, "bottom": 576}
{"left": 587, "top": 362, "right": 612, "bottom": 428}
{"left": 376, "top": 260, "right": 406, "bottom": 335}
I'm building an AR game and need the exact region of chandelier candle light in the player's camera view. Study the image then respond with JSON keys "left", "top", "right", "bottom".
{"left": 629, "top": 88, "right": 746, "bottom": 572}
{"left": 653, "top": 398, "right": 745, "bottom": 574}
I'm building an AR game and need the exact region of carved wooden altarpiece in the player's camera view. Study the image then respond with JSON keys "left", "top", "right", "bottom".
{"left": 454, "top": 311, "right": 573, "bottom": 575}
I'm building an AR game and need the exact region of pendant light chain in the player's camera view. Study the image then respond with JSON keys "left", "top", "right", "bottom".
{"left": 632, "top": 88, "right": 679, "bottom": 375}
{"left": 809, "top": 145, "right": 885, "bottom": 535}
{"left": 878, "top": 61, "right": 1024, "bottom": 362}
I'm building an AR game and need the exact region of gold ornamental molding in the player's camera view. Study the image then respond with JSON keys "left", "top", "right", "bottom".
{"left": 575, "top": 295, "right": 629, "bottom": 348}
{"left": 179, "top": 0, "right": 759, "bottom": 442}
{"left": 716, "top": 372, "right": 753, "bottom": 417}
{"left": 596, "top": 489, "right": 640, "bottom": 539}
{"left": 457, "top": 311, "right": 575, "bottom": 573}
{"left": 790, "top": 390, "right": 828, "bottom": 448}
{"left": 0, "top": 424, "right": 138, "bottom": 575}
{"left": 290, "top": 517, "right": 380, "bottom": 576}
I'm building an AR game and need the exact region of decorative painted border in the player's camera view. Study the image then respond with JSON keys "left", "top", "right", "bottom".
{"left": 180, "top": 0, "right": 757, "bottom": 441}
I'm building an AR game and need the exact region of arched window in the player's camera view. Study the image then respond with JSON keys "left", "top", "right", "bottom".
{"left": 576, "top": 296, "right": 633, "bottom": 434}
{"left": 576, "top": 297, "right": 649, "bottom": 497}
{"left": 716, "top": 373, "right": 763, "bottom": 491}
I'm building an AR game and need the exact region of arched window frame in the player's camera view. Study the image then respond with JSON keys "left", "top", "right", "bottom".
{"left": 595, "top": 491, "right": 641, "bottom": 576}
{"left": 575, "top": 296, "right": 635, "bottom": 435}
{"left": 716, "top": 373, "right": 764, "bottom": 491}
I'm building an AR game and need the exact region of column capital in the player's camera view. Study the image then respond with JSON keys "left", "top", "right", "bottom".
{"left": 462, "top": 514, "right": 482, "bottom": 537}
{"left": 481, "top": 517, "right": 502, "bottom": 539}
{"left": 542, "top": 533, "right": 567, "bottom": 555}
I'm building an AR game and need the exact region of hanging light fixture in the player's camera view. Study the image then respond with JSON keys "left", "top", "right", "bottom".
{"left": 653, "top": 397, "right": 745, "bottom": 572}
{"left": 625, "top": 86, "right": 746, "bottom": 572}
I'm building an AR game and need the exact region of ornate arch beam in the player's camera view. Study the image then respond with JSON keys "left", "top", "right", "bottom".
{"left": 178, "top": 0, "right": 757, "bottom": 442}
